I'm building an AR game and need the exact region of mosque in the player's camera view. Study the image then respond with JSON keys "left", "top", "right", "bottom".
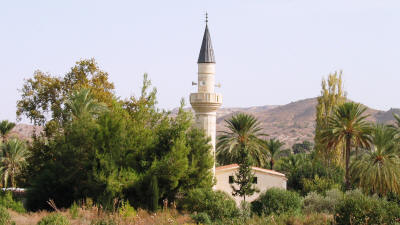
{"left": 190, "top": 17, "right": 287, "bottom": 203}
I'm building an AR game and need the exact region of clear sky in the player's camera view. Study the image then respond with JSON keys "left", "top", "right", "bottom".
{"left": 1, "top": 0, "right": 399, "bottom": 122}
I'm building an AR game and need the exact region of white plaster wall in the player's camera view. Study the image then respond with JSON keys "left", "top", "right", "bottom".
{"left": 198, "top": 63, "right": 215, "bottom": 93}
{"left": 195, "top": 112, "right": 217, "bottom": 174}
{"left": 215, "top": 168, "right": 287, "bottom": 204}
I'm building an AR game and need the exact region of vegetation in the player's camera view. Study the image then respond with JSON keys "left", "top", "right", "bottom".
{"left": 264, "top": 138, "right": 285, "bottom": 169}
{"left": 251, "top": 188, "right": 302, "bottom": 216}
{"left": 321, "top": 102, "right": 372, "bottom": 189}
{"left": 2, "top": 60, "right": 400, "bottom": 224}
{"left": 314, "top": 71, "right": 346, "bottom": 165}
{"left": 216, "top": 113, "right": 268, "bottom": 167}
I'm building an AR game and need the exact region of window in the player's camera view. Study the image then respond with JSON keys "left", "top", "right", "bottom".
{"left": 252, "top": 177, "right": 258, "bottom": 184}
{"left": 229, "top": 176, "right": 234, "bottom": 184}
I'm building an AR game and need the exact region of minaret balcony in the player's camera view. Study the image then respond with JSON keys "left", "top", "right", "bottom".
{"left": 190, "top": 92, "right": 222, "bottom": 112}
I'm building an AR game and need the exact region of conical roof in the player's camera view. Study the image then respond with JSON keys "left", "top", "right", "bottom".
{"left": 197, "top": 24, "right": 215, "bottom": 63}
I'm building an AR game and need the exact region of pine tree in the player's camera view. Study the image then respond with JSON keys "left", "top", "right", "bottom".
{"left": 231, "top": 147, "right": 258, "bottom": 202}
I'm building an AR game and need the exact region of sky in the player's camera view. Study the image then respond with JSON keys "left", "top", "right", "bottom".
{"left": 1, "top": 0, "right": 399, "bottom": 122}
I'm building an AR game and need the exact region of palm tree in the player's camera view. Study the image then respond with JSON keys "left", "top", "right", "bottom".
{"left": 0, "top": 120, "right": 16, "bottom": 142}
{"left": 264, "top": 138, "right": 285, "bottom": 170}
{"left": 65, "top": 88, "right": 108, "bottom": 120}
{"left": 350, "top": 124, "right": 400, "bottom": 195}
{"left": 216, "top": 113, "right": 268, "bottom": 167}
{"left": 321, "top": 102, "right": 372, "bottom": 190}
{"left": 0, "top": 138, "right": 29, "bottom": 187}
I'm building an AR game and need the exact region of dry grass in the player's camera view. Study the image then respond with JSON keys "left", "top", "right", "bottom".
{"left": 8, "top": 207, "right": 194, "bottom": 225}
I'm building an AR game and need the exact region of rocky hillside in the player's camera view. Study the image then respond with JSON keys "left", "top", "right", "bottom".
{"left": 9, "top": 98, "right": 400, "bottom": 148}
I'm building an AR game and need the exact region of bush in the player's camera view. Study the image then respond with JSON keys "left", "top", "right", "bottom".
{"left": 37, "top": 213, "right": 70, "bottom": 225}
{"left": 118, "top": 200, "right": 136, "bottom": 219}
{"left": 69, "top": 202, "right": 79, "bottom": 219}
{"left": 334, "top": 189, "right": 400, "bottom": 225}
{"left": 0, "top": 207, "right": 12, "bottom": 225}
{"left": 303, "top": 189, "right": 342, "bottom": 214}
{"left": 191, "top": 212, "right": 211, "bottom": 225}
{"left": 0, "top": 191, "right": 26, "bottom": 213}
{"left": 251, "top": 188, "right": 302, "bottom": 216}
{"left": 180, "top": 188, "right": 239, "bottom": 222}
{"left": 90, "top": 219, "right": 117, "bottom": 225}
{"left": 301, "top": 176, "right": 340, "bottom": 195}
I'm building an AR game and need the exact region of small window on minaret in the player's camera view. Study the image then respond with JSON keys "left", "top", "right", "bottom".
{"left": 200, "top": 81, "right": 205, "bottom": 86}
{"left": 229, "top": 176, "right": 233, "bottom": 184}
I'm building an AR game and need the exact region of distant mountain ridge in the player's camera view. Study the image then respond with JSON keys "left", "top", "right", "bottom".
{"left": 10, "top": 97, "right": 400, "bottom": 148}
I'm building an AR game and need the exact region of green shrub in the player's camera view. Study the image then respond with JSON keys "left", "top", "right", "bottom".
{"left": 301, "top": 176, "right": 340, "bottom": 195}
{"left": 251, "top": 188, "right": 302, "bottom": 216}
{"left": 0, "top": 206, "right": 12, "bottom": 225}
{"left": 0, "top": 191, "right": 26, "bottom": 213}
{"left": 37, "top": 213, "right": 70, "bottom": 225}
{"left": 303, "top": 189, "right": 342, "bottom": 214}
{"left": 334, "top": 189, "right": 400, "bottom": 225}
{"left": 118, "top": 200, "right": 136, "bottom": 218}
{"left": 191, "top": 212, "right": 211, "bottom": 225}
{"left": 69, "top": 202, "right": 79, "bottom": 219}
{"left": 90, "top": 219, "right": 117, "bottom": 225}
{"left": 180, "top": 188, "right": 239, "bottom": 222}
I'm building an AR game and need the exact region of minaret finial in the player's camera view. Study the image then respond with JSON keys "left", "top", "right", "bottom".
{"left": 205, "top": 12, "right": 208, "bottom": 24}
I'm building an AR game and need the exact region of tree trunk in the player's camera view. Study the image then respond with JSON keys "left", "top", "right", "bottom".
{"left": 345, "top": 136, "right": 351, "bottom": 190}
{"left": 270, "top": 159, "right": 274, "bottom": 170}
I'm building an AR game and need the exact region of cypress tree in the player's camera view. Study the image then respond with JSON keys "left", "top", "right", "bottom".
{"left": 150, "top": 175, "right": 159, "bottom": 211}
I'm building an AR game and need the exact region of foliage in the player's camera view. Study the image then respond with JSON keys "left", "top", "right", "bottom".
{"left": 216, "top": 113, "right": 268, "bottom": 167}
{"left": 292, "top": 140, "right": 313, "bottom": 154}
{"left": 118, "top": 200, "right": 136, "bottom": 219}
{"left": 24, "top": 73, "right": 214, "bottom": 211}
{"left": 149, "top": 175, "right": 159, "bottom": 211}
{"left": 264, "top": 138, "right": 285, "bottom": 169}
{"left": 0, "top": 121, "right": 16, "bottom": 142}
{"left": 180, "top": 188, "right": 239, "bottom": 222}
{"left": 251, "top": 188, "right": 302, "bottom": 216}
{"left": 37, "top": 213, "right": 70, "bottom": 225}
{"left": 17, "top": 59, "right": 115, "bottom": 127}
{"left": 0, "top": 139, "right": 29, "bottom": 187}
{"left": 191, "top": 212, "right": 211, "bottom": 225}
{"left": 0, "top": 206, "right": 11, "bottom": 225}
{"left": 334, "top": 189, "right": 400, "bottom": 225}
{"left": 231, "top": 147, "right": 258, "bottom": 202}
{"left": 314, "top": 71, "right": 346, "bottom": 165}
{"left": 303, "top": 189, "right": 343, "bottom": 214}
{"left": 321, "top": 102, "right": 372, "bottom": 189}
{"left": 276, "top": 152, "right": 344, "bottom": 194}
{"left": 90, "top": 219, "right": 117, "bottom": 225}
{"left": 351, "top": 124, "right": 400, "bottom": 196}
{"left": 0, "top": 191, "right": 25, "bottom": 213}
{"left": 301, "top": 175, "right": 341, "bottom": 195}
{"left": 69, "top": 202, "right": 79, "bottom": 219}
{"left": 65, "top": 88, "right": 108, "bottom": 120}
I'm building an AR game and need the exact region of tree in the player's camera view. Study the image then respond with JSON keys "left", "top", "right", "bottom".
{"left": 0, "top": 120, "right": 16, "bottom": 142}
{"left": 0, "top": 138, "right": 29, "bottom": 187}
{"left": 17, "top": 58, "right": 115, "bottom": 126}
{"left": 314, "top": 71, "right": 346, "bottom": 165}
{"left": 231, "top": 147, "right": 258, "bottom": 202}
{"left": 292, "top": 140, "right": 313, "bottom": 154}
{"left": 216, "top": 113, "right": 268, "bottom": 167}
{"left": 351, "top": 124, "right": 400, "bottom": 196}
{"left": 264, "top": 138, "right": 285, "bottom": 170}
{"left": 149, "top": 175, "right": 159, "bottom": 211}
{"left": 322, "top": 102, "right": 372, "bottom": 190}
{"left": 65, "top": 88, "right": 108, "bottom": 120}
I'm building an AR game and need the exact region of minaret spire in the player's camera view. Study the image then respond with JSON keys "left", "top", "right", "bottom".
{"left": 197, "top": 13, "right": 215, "bottom": 63}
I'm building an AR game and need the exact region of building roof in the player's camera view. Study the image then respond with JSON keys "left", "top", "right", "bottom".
{"left": 197, "top": 24, "right": 215, "bottom": 63}
{"left": 215, "top": 164, "right": 287, "bottom": 178}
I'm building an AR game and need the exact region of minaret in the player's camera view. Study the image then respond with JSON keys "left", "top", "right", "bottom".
{"left": 190, "top": 15, "right": 222, "bottom": 175}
